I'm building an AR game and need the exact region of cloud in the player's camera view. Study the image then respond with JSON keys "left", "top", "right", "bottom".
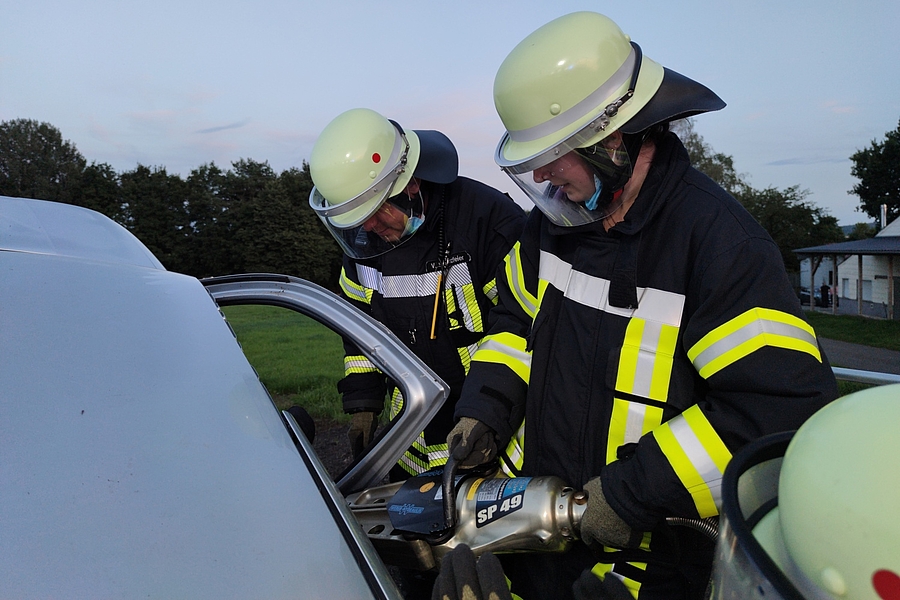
{"left": 195, "top": 119, "right": 251, "bottom": 134}
{"left": 822, "top": 101, "right": 857, "bottom": 115}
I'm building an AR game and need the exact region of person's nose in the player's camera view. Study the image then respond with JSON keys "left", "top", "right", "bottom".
{"left": 533, "top": 165, "right": 551, "bottom": 183}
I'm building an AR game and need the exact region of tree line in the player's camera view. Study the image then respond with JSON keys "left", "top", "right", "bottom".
{"left": 0, "top": 119, "right": 342, "bottom": 288}
{"left": 3, "top": 117, "right": 897, "bottom": 286}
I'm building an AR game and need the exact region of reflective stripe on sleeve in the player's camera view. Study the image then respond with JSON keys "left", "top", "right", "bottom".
{"left": 344, "top": 354, "right": 379, "bottom": 375}
{"left": 339, "top": 268, "right": 372, "bottom": 304}
{"left": 652, "top": 405, "right": 732, "bottom": 517}
{"left": 471, "top": 332, "right": 531, "bottom": 383}
{"left": 500, "top": 419, "right": 525, "bottom": 476}
{"left": 688, "top": 308, "right": 821, "bottom": 379}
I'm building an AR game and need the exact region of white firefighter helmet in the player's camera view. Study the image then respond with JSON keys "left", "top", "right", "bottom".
{"left": 712, "top": 383, "right": 900, "bottom": 599}
{"left": 493, "top": 11, "right": 724, "bottom": 226}
{"left": 308, "top": 108, "right": 458, "bottom": 259}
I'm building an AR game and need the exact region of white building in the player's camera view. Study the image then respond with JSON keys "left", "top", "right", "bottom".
{"left": 796, "top": 217, "right": 900, "bottom": 320}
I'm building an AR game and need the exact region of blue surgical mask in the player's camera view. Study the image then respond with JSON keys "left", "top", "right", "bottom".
{"left": 403, "top": 215, "right": 424, "bottom": 237}
{"left": 585, "top": 174, "right": 603, "bottom": 211}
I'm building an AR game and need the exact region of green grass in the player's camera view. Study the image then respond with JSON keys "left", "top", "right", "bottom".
{"left": 805, "top": 311, "right": 900, "bottom": 352}
{"left": 222, "top": 305, "right": 349, "bottom": 422}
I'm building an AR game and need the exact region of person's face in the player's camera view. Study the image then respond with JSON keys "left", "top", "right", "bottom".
{"left": 530, "top": 132, "right": 626, "bottom": 202}
{"left": 361, "top": 201, "right": 409, "bottom": 242}
{"left": 531, "top": 152, "right": 596, "bottom": 202}
{"left": 361, "top": 179, "right": 421, "bottom": 243}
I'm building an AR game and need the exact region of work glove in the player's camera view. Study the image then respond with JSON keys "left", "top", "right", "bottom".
{"left": 580, "top": 477, "right": 643, "bottom": 550}
{"left": 432, "top": 544, "right": 513, "bottom": 600}
{"left": 572, "top": 568, "right": 635, "bottom": 600}
{"left": 348, "top": 410, "right": 378, "bottom": 458}
{"left": 446, "top": 417, "right": 498, "bottom": 468}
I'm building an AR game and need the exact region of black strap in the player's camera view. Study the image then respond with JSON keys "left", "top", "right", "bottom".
{"left": 608, "top": 232, "right": 641, "bottom": 309}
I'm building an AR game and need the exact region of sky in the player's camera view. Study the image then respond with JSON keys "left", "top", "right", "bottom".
{"left": 2, "top": 0, "right": 899, "bottom": 226}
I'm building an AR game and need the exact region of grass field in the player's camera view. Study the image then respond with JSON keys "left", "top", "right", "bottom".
{"left": 222, "top": 305, "right": 897, "bottom": 421}
{"left": 222, "top": 305, "right": 348, "bottom": 422}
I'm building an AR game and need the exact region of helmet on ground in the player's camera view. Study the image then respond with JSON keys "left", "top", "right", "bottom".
{"left": 493, "top": 11, "right": 725, "bottom": 226}
{"left": 308, "top": 108, "right": 458, "bottom": 259}
{"left": 712, "top": 383, "right": 900, "bottom": 600}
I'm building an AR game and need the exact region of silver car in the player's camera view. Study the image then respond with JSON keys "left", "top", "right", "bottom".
{"left": 0, "top": 196, "right": 448, "bottom": 599}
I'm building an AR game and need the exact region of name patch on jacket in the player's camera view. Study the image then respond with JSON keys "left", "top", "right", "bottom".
{"left": 427, "top": 251, "right": 471, "bottom": 272}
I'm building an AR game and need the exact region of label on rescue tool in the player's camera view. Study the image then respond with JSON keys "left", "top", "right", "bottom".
{"left": 471, "top": 477, "right": 531, "bottom": 527}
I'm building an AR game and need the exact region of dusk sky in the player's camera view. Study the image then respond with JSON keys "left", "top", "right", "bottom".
{"left": 3, "top": 0, "right": 898, "bottom": 225}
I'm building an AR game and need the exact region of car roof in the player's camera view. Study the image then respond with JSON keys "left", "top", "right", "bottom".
{"left": 0, "top": 197, "right": 395, "bottom": 598}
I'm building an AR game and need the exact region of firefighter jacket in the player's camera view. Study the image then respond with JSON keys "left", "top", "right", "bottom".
{"left": 338, "top": 176, "right": 525, "bottom": 477}
{"left": 454, "top": 133, "right": 838, "bottom": 597}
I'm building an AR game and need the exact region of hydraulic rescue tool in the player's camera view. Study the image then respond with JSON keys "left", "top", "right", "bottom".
{"left": 345, "top": 455, "right": 588, "bottom": 571}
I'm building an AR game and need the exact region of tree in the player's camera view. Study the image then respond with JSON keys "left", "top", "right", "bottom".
{"left": 736, "top": 185, "right": 844, "bottom": 271}
{"left": 0, "top": 119, "right": 86, "bottom": 203}
{"left": 846, "top": 222, "right": 875, "bottom": 241}
{"left": 850, "top": 119, "right": 900, "bottom": 223}
{"left": 671, "top": 118, "right": 746, "bottom": 195}
{"left": 119, "top": 164, "right": 188, "bottom": 270}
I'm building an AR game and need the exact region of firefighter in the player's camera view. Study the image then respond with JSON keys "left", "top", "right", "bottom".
{"left": 444, "top": 12, "right": 838, "bottom": 600}
{"left": 308, "top": 108, "right": 525, "bottom": 481}
{"left": 712, "top": 383, "right": 900, "bottom": 600}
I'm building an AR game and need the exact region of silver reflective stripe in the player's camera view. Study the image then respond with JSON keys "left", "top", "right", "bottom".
{"left": 506, "top": 48, "right": 636, "bottom": 144}
{"left": 356, "top": 262, "right": 474, "bottom": 298}
{"left": 692, "top": 319, "right": 818, "bottom": 375}
{"left": 667, "top": 416, "right": 724, "bottom": 508}
{"left": 538, "top": 251, "right": 685, "bottom": 324}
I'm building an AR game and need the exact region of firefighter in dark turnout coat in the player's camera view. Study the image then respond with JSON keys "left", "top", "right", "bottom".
{"left": 442, "top": 12, "right": 838, "bottom": 600}
{"left": 309, "top": 108, "right": 525, "bottom": 480}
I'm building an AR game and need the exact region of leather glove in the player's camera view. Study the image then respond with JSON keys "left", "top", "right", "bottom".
{"left": 580, "top": 477, "right": 643, "bottom": 550}
{"left": 446, "top": 417, "right": 498, "bottom": 468}
{"left": 432, "top": 544, "right": 512, "bottom": 600}
{"left": 572, "top": 568, "right": 635, "bottom": 600}
{"left": 348, "top": 411, "right": 378, "bottom": 458}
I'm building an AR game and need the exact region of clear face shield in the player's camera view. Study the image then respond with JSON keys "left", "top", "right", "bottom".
{"left": 309, "top": 126, "right": 426, "bottom": 260}
{"left": 320, "top": 189, "right": 425, "bottom": 260}
{"left": 505, "top": 134, "right": 633, "bottom": 227}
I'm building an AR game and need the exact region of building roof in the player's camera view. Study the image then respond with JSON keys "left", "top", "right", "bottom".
{"left": 795, "top": 217, "right": 900, "bottom": 257}
{"left": 794, "top": 236, "right": 900, "bottom": 257}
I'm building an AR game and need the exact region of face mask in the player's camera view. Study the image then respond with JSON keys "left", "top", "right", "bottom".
{"left": 403, "top": 214, "right": 424, "bottom": 237}
{"left": 585, "top": 174, "right": 603, "bottom": 211}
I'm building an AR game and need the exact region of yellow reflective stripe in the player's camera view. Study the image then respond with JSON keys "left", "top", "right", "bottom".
{"left": 457, "top": 282, "right": 484, "bottom": 332}
{"left": 606, "top": 398, "right": 664, "bottom": 465}
{"left": 483, "top": 277, "right": 499, "bottom": 303}
{"left": 607, "top": 317, "right": 677, "bottom": 463}
{"left": 471, "top": 332, "right": 531, "bottom": 383}
{"left": 653, "top": 405, "right": 732, "bottom": 517}
{"left": 343, "top": 355, "right": 379, "bottom": 375}
{"left": 504, "top": 243, "right": 538, "bottom": 319}
{"left": 501, "top": 419, "right": 526, "bottom": 475}
{"left": 389, "top": 388, "right": 403, "bottom": 420}
{"left": 688, "top": 308, "right": 821, "bottom": 379}
{"left": 457, "top": 343, "right": 477, "bottom": 375}
{"left": 444, "top": 285, "right": 460, "bottom": 329}
{"left": 588, "top": 564, "right": 640, "bottom": 599}
{"left": 339, "top": 268, "right": 371, "bottom": 304}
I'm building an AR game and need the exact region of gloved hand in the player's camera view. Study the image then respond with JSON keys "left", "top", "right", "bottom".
{"left": 432, "top": 544, "right": 513, "bottom": 600}
{"left": 348, "top": 411, "right": 378, "bottom": 458}
{"left": 580, "top": 477, "right": 643, "bottom": 550}
{"left": 572, "top": 568, "right": 635, "bottom": 600}
{"left": 446, "top": 417, "right": 498, "bottom": 468}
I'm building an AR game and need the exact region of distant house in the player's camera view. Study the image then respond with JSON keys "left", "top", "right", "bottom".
{"left": 795, "top": 218, "right": 900, "bottom": 320}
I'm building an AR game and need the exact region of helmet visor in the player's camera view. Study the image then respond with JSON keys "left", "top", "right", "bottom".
{"left": 505, "top": 135, "right": 632, "bottom": 227}
{"left": 316, "top": 190, "right": 426, "bottom": 260}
